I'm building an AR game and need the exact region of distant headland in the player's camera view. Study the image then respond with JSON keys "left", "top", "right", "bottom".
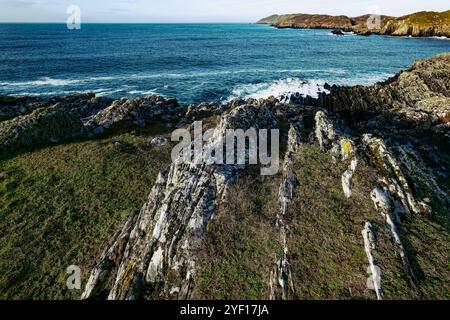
{"left": 257, "top": 10, "right": 450, "bottom": 37}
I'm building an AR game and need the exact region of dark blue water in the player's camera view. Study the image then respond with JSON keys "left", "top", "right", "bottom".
{"left": 0, "top": 23, "right": 449, "bottom": 105}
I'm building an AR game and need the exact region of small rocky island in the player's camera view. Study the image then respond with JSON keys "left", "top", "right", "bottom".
{"left": 0, "top": 53, "right": 449, "bottom": 300}
{"left": 257, "top": 10, "right": 450, "bottom": 37}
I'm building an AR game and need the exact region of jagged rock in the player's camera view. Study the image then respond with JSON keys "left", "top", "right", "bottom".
{"left": 0, "top": 93, "right": 114, "bottom": 153}
{"left": 314, "top": 110, "right": 361, "bottom": 199}
{"left": 0, "top": 103, "right": 86, "bottom": 154}
{"left": 271, "top": 123, "right": 302, "bottom": 300}
{"left": 370, "top": 187, "right": 415, "bottom": 280}
{"left": 320, "top": 53, "right": 450, "bottom": 125}
{"left": 342, "top": 159, "right": 358, "bottom": 198}
{"left": 81, "top": 218, "right": 135, "bottom": 299}
{"left": 83, "top": 102, "right": 278, "bottom": 300}
{"left": 280, "top": 92, "right": 319, "bottom": 105}
{"left": 0, "top": 95, "right": 181, "bottom": 153}
{"left": 362, "top": 222, "right": 383, "bottom": 300}
{"left": 362, "top": 134, "right": 421, "bottom": 217}
{"left": 314, "top": 110, "right": 355, "bottom": 160}
{"left": 149, "top": 137, "right": 168, "bottom": 148}
{"left": 83, "top": 96, "right": 182, "bottom": 136}
{"left": 184, "top": 103, "right": 224, "bottom": 122}
{"left": 393, "top": 144, "right": 450, "bottom": 208}
{"left": 0, "top": 93, "right": 112, "bottom": 122}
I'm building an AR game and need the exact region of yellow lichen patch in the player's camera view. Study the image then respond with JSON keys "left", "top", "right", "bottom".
{"left": 116, "top": 260, "right": 136, "bottom": 297}
{"left": 340, "top": 139, "right": 353, "bottom": 160}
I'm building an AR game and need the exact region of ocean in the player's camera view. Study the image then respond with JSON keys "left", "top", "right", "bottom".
{"left": 0, "top": 23, "right": 449, "bottom": 105}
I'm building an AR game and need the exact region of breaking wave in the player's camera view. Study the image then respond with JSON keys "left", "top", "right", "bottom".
{"left": 226, "top": 73, "right": 393, "bottom": 101}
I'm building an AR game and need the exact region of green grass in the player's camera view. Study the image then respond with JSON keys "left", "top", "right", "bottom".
{"left": 284, "top": 143, "right": 450, "bottom": 299}
{"left": 0, "top": 116, "right": 448, "bottom": 300}
{"left": 287, "top": 143, "right": 415, "bottom": 299}
{"left": 401, "top": 10, "right": 450, "bottom": 26}
{"left": 0, "top": 123, "right": 172, "bottom": 299}
{"left": 194, "top": 166, "right": 283, "bottom": 299}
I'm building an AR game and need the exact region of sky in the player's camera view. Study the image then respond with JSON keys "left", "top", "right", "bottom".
{"left": 0, "top": 0, "right": 449, "bottom": 23}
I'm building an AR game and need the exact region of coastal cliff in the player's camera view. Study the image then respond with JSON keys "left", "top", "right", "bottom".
{"left": 0, "top": 54, "right": 449, "bottom": 299}
{"left": 258, "top": 10, "right": 450, "bottom": 37}
{"left": 257, "top": 13, "right": 362, "bottom": 31}
{"left": 380, "top": 10, "right": 450, "bottom": 37}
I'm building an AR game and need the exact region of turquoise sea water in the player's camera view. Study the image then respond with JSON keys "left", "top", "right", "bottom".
{"left": 0, "top": 23, "right": 449, "bottom": 105}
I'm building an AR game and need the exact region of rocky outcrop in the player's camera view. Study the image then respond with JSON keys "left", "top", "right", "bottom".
{"left": 149, "top": 136, "right": 168, "bottom": 148}
{"left": 82, "top": 102, "right": 278, "bottom": 300}
{"left": 270, "top": 123, "right": 302, "bottom": 300}
{"left": 0, "top": 95, "right": 183, "bottom": 154}
{"left": 0, "top": 103, "right": 86, "bottom": 154}
{"left": 83, "top": 96, "right": 181, "bottom": 136}
{"left": 362, "top": 222, "right": 383, "bottom": 300}
{"left": 321, "top": 53, "right": 450, "bottom": 131}
{"left": 81, "top": 218, "right": 135, "bottom": 299}
{"left": 0, "top": 94, "right": 111, "bottom": 122}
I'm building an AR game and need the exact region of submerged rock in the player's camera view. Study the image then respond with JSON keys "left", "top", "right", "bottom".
{"left": 331, "top": 29, "right": 345, "bottom": 35}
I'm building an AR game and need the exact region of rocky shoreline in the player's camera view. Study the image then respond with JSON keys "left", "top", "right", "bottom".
{"left": 257, "top": 10, "right": 450, "bottom": 38}
{"left": 1, "top": 53, "right": 449, "bottom": 300}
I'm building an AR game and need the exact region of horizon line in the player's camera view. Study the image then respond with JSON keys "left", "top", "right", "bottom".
{"left": 0, "top": 21, "right": 256, "bottom": 24}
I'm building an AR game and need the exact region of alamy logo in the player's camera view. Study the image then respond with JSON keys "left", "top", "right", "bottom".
{"left": 171, "top": 121, "right": 280, "bottom": 176}
{"left": 66, "top": 265, "right": 81, "bottom": 290}
{"left": 66, "top": 5, "right": 81, "bottom": 30}
{"left": 366, "top": 5, "right": 382, "bottom": 30}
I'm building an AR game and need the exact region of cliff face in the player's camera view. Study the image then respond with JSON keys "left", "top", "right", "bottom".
{"left": 258, "top": 10, "right": 450, "bottom": 37}
{"left": 257, "top": 13, "right": 394, "bottom": 32}
{"left": 0, "top": 54, "right": 449, "bottom": 299}
{"left": 380, "top": 10, "right": 450, "bottom": 37}
{"left": 257, "top": 13, "right": 357, "bottom": 31}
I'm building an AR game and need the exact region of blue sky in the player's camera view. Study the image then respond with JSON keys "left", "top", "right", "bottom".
{"left": 0, "top": 0, "right": 449, "bottom": 22}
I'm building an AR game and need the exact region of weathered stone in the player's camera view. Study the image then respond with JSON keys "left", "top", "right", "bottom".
{"left": 362, "top": 222, "right": 383, "bottom": 300}
{"left": 149, "top": 136, "right": 168, "bottom": 148}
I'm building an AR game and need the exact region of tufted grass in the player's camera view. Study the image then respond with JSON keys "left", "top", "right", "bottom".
{"left": 0, "top": 123, "right": 172, "bottom": 299}
{"left": 194, "top": 166, "right": 283, "bottom": 299}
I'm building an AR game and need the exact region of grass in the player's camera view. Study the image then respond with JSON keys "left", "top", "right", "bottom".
{"left": 193, "top": 166, "right": 283, "bottom": 299}
{"left": 287, "top": 143, "right": 415, "bottom": 299}
{"left": 0, "top": 115, "right": 448, "bottom": 300}
{"left": 0, "top": 123, "right": 173, "bottom": 299}
{"left": 401, "top": 10, "right": 450, "bottom": 26}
